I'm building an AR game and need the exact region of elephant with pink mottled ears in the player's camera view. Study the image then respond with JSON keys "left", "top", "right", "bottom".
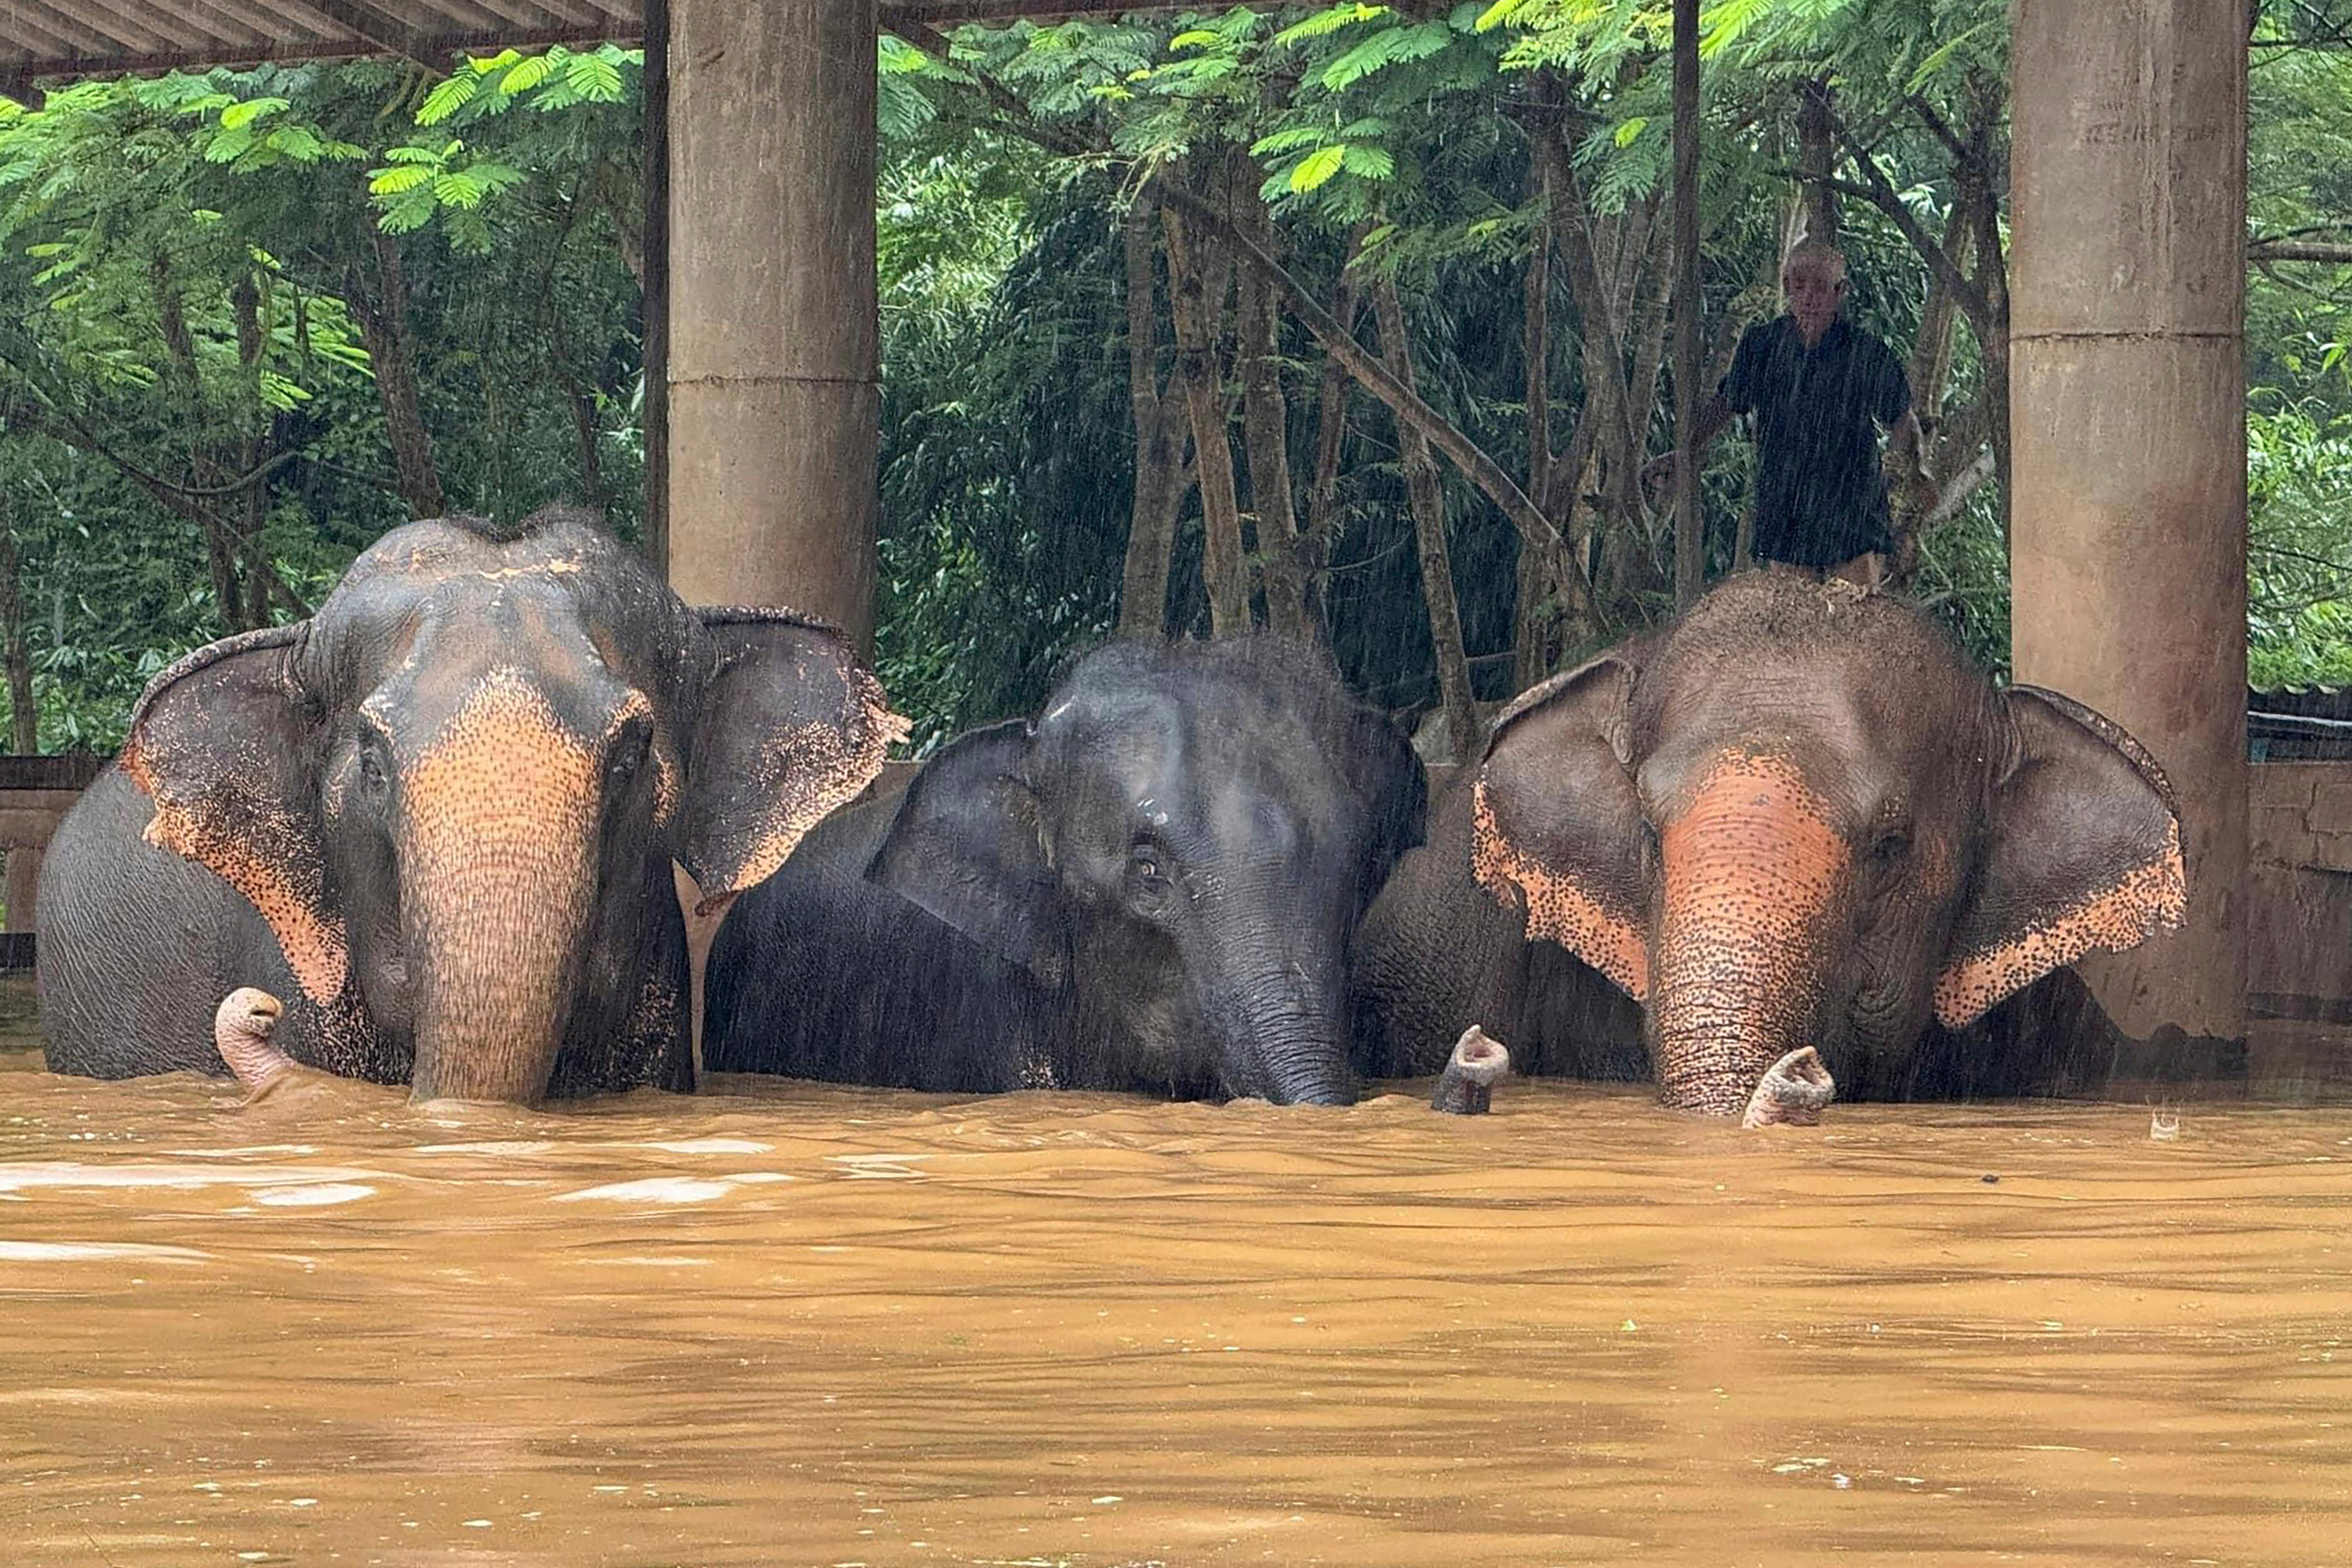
{"left": 1351, "top": 571, "right": 2189, "bottom": 1123}
{"left": 37, "top": 506, "right": 902, "bottom": 1104}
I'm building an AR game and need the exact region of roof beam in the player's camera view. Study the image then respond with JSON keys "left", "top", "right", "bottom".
{"left": 883, "top": 1, "right": 1187, "bottom": 20}
{"left": 5, "top": 22, "right": 624, "bottom": 83}
{"left": 296, "top": 0, "right": 440, "bottom": 68}
{"left": 2, "top": 0, "right": 1192, "bottom": 86}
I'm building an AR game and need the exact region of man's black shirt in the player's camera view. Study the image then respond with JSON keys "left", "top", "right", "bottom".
{"left": 1719, "top": 314, "right": 1912, "bottom": 570}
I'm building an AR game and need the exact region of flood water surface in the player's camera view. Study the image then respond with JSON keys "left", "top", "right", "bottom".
{"left": 4, "top": 1030, "right": 2350, "bottom": 1566}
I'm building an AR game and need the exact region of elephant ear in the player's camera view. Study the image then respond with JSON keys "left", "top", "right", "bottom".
{"left": 1471, "top": 653, "right": 1651, "bottom": 1001}
{"left": 682, "top": 608, "right": 909, "bottom": 917}
{"left": 1933, "top": 686, "right": 2187, "bottom": 1028}
{"left": 866, "top": 719, "right": 1068, "bottom": 986}
{"left": 117, "top": 623, "right": 349, "bottom": 1008}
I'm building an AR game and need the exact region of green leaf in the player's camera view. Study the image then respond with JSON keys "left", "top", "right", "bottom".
{"left": 217, "top": 96, "right": 287, "bottom": 130}
{"left": 1290, "top": 144, "right": 1346, "bottom": 191}
{"left": 564, "top": 52, "right": 625, "bottom": 103}
{"left": 417, "top": 74, "right": 479, "bottom": 124}
{"left": 432, "top": 170, "right": 487, "bottom": 207}
{"left": 1904, "top": 20, "right": 1996, "bottom": 94}
{"left": 1318, "top": 23, "right": 1452, "bottom": 91}
{"left": 202, "top": 126, "right": 256, "bottom": 163}
{"left": 1169, "top": 29, "right": 1223, "bottom": 50}
{"left": 498, "top": 53, "right": 556, "bottom": 95}
{"left": 1273, "top": 4, "right": 1389, "bottom": 47}
{"left": 1339, "top": 143, "right": 1394, "bottom": 179}
{"left": 263, "top": 124, "right": 327, "bottom": 162}
{"left": 1473, "top": 0, "right": 1530, "bottom": 33}
{"left": 1251, "top": 126, "right": 1329, "bottom": 156}
{"left": 1613, "top": 115, "right": 1648, "bottom": 147}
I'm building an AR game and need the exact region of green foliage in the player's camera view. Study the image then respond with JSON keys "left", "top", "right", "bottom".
{"left": 1, "top": 55, "right": 646, "bottom": 748}
{"left": 2, "top": 6, "right": 2347, "bottom": 758}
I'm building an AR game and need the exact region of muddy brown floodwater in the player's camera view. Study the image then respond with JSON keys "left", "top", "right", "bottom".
{"left": 4, "top": 991, "right": 2351, "bottom": 1566}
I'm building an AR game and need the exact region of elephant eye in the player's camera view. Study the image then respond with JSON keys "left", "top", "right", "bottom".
{"left": 356, "top": 741, "right": 390, "bottom": 799}
{"left": 1867, "top": 829, "right": 1911, "bottom": 866}
{"left": 1125, "top": 842, "right": 1176, "bottom": 912}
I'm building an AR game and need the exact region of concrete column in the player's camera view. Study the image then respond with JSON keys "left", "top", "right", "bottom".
{"left": 666, "top": 0, "right": 879, "bottom": 650}
{"left": 2010, "top": 0, "right": 2247, "bottom": 1044}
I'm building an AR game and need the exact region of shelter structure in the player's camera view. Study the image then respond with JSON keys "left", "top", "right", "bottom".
{"left": 0, "top": 1, "right": 2262, "bottom": 1049}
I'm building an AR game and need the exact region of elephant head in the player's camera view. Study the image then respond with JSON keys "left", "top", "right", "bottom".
{"left": 1472, "top": 572, "right": 2185, "bottom": 1119}
{"left": 867, "top": 638, "right": 1425, "bottom": 1105}
{"left": 117, "top": 507, "right": 899, "bottom": 1103}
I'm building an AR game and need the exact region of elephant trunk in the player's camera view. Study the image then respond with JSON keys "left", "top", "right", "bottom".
{"left": 399, "top": 680, "right": 603, "bottom": 1104}
{"left": 215, "top": 987, "right": 296, "bottom": 1091}
{"left": 1649, "top": 751, "right": 1851, "bottom": 1119}
{"left": 1203, "top": 927, "right": 1357, "bottom": 1107}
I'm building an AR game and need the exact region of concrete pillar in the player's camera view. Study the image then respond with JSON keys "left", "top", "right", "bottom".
{"left": 666, "top": 0, "right": 878, "bottom": 650}
{"left": 2010, "top": 0, "right": 2247, "bottom": 1045}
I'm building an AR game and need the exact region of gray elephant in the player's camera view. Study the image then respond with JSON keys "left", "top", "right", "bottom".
{"left": 703, "top": 637, "right": 1425, "bottom": 1104}
{"left": 37, "top": 506, "right": 899, "bottom": 1104}
{"left": 1352, "top": 571, "right": 2187, "bottom": 1118}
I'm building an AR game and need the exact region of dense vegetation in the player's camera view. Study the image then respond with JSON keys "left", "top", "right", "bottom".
{"left": 0, "top": 6, "right": 2347, "bottom": 757}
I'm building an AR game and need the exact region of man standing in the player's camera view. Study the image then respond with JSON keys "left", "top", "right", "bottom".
{"left": 1646, "top": 242, "right": 1931, "bottom": 587}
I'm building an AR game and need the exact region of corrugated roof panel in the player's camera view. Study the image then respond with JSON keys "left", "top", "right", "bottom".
{"left": 1, "top": 0, "right": 646, "bottom": 83}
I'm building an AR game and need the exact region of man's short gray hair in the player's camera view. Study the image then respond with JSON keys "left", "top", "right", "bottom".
{"left": 1782, "top": 241, "right": 1847, "bottom": 282}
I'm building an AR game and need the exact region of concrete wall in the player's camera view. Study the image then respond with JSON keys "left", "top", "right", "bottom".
{"left": 2249, "top": 762, "right": 2352, "bottom": 1015}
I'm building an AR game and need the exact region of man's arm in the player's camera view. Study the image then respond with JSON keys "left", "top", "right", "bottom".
{"left": 1888, "top": 408, "right": 1930, "bottom": 480}
{"left": 1641, "top": 392, "right": 1737, "bottom": 489}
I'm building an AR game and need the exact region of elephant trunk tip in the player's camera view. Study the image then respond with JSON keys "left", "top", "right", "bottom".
{"left": 215, "top": 987, "right": 297, "bottom": 1093}
{"left": 1740, "top": 1046, "right": 1837, "bottom": 1129}
{"left": 1432, "top": 1025, "right": 1511, "bottom": 1116}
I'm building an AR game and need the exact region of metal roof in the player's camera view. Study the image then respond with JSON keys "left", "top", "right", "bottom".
{"left": 2, "top": 2, "right": 641, "bottom": 84}
{"left": 0, "top": 2, "right": 1167, "bottom": 92}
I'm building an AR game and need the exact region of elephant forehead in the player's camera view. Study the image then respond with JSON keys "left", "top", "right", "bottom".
{"left": 1639, "top": 713, "right": 1884, "bottom": 826}
{"left": 360, "top": 606, "right": 638, "bottom": 740}
{"left": 400, "top": 669, "right": 612, "bottom": 837}
{"left": 1656, "top": 751, "right": 1852, "bottom": 918}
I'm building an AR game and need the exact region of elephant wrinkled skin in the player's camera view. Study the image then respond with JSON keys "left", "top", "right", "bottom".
{"left": 1352, "top": 571, "right": 2187, "bottom": 1119}
{"left": 38, "top": 507, "right": 900, "bottom": 1104}
{"left": 704, "top": 636, "right": 1425, "bottom": 1105}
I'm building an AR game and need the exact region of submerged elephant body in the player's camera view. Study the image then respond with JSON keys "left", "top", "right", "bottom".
{"left": 39, "top": 507, "right": 898, "bottom": 1103}
{"left": 1354, "top": 571, "right": 2186, "bottom": 1118}
{"left": 705, "top": 636, "right": 1425, "bottom": 1104}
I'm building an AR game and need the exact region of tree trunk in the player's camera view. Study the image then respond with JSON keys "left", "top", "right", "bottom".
{"left": 1300, "top": 220, "right": 1372, "bottom": 631}
{"left": 1161, "top": 196, "right": 1250, "bottom": 636}
{"left": 1236, "top": 182, "right": 1308, "bottom": 638}
{"left": 1514, "top": 152, "right": 1561, "bottom": 690}
{"left": 0, "top": 504, "right": 35, "bottom": 753}
{"left": 1795, "top": 77, "right": 1839, "bottom": 251}
{"left": 354, "top": 227, "right": 446, "bottom": 519}
{"left": 1156, "top": 179, "right": 1581, "bottom": 631}
{"left": 1670, "top": 0, "right": 1704, "bottom": 608}
{"left": 1119, "top": 190, "right": 1192, "bottom": 639}
{"left": 1373, "top": 279, "right": 1476, "bottom": 766}
{"left": 232, "top": 271, "right": 277, "bottom": 630}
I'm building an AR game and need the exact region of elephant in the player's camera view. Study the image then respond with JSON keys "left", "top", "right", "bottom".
{"left": 1351, "top": 570, "right": 2187, "bottom": 1120}
{"left": 703, "top": 636, "right": 1427, "bottom": 1104}
{"left": 37, "top": 506, "right": 901, "bottom": 1104}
